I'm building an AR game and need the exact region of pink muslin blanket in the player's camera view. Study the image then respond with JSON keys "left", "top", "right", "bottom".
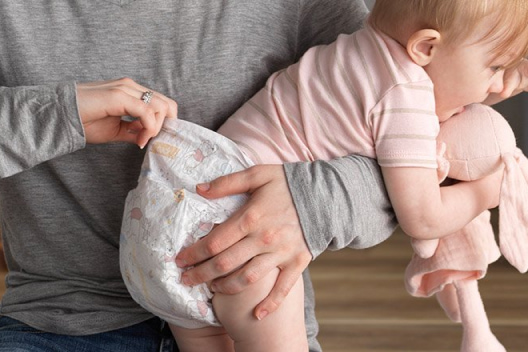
{"left": 405, "top": 104, "right": 528, "bottom": 352}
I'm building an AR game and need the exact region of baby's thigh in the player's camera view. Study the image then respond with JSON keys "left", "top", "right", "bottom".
{"left": 169, "top": 324, "right": 233, "bottom": 352}
{"left": 212, "top": 268, "right": 307, "bottom": 351}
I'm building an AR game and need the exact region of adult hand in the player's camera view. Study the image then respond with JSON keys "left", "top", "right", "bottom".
{"left": 77, "top": 78, "right": 178, "bottom": 148}
{"left": 485, "top": 58, "right": 528, "bottom": 105}
{"left": 175, "top": 164, "right": 313, "bottom": 320}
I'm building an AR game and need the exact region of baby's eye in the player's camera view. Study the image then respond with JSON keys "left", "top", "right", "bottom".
{"left": 490, "top": 65, "right": 504, "bottom": 73}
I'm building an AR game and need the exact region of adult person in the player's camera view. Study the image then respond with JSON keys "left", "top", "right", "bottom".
{"left": 1, "top": 2, "right": 527, "bottom": 352}
{"left": 0, "top": 1, "right": 396, "bottom": 351}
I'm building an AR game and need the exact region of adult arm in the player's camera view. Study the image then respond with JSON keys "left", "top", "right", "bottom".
{"left": 286, "top": 156, "right": 397, "bottom": 257}
{"left": 0, "top": 78, "right": 176, "bottom": 178}
{"left": 177, "top": 157, "right": 397, "bottom": 318}
{"left": 0, "top": 82, "right": 83, "bottom": 178}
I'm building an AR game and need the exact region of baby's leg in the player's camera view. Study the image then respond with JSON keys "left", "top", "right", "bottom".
{"left": 213, "top": 268, "right": 308, "bottom": 352}
{"left": 169, "top": 324, "right": 234, "bottom": 352}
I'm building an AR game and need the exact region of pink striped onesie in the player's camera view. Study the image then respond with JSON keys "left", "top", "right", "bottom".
{"left": 219, "top": 25, "right": 440, "bottom": 168}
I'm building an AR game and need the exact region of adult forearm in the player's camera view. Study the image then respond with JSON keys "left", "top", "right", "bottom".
{"left": 0, "top": 82, "right": 84, "bottom": 178}
{"left": 284, "top": 155, "right": 397, "bottom": 258}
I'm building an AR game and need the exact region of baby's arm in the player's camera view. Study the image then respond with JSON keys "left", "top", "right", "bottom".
{"left": 382, "top": 166, "right": 502, "bottom": 240}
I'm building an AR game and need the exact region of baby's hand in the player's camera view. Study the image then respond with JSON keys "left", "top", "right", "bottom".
{"left": 479, "top": 167, "right": 503, "bottom": 209}
{"left": 501, "top": 58, "right": 528, "bottom": 97}
{"left": 485, "top": 58, "right": 528, "bottom": 105}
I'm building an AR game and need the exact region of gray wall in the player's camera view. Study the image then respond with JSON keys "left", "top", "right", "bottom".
{"left": 495, "top": 95, "right": 528, "bottom": 153}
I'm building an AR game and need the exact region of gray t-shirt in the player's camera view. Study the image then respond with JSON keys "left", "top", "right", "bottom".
{"left": 0, "top": 0, "right": 396, "bottom": 349}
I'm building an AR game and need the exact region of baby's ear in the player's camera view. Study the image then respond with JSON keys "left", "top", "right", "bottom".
{"left": 406, "top": 29, "right": 441, "bottom": 66}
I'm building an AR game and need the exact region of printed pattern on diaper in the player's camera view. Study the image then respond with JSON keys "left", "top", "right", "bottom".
{"left": 120, "top": 119, "right": 254, "bottom": 328}
{"left": 150, "top": 141, "right": 180, "bottom": 159}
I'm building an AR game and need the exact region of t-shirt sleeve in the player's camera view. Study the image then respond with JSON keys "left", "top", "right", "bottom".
{"left": 370, "top": 82, "right": 439, "bottom": 168}
{"left": 284, "top": 156, "right": 398, "bottom": 257}
{"left": 0, "top": 82, "right": 85, "bottom": 178}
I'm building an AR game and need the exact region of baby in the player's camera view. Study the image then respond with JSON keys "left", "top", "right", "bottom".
{"left": 120, "top": 0, "right": 528, "bottom": 351}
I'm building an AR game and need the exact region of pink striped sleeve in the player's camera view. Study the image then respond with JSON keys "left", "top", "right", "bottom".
{"left": 371, "top": 82, "right": 439, "bottom": 168}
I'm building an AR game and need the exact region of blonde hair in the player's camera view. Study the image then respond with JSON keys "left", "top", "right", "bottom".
{"left": 368, "top": 0, "right": 528, "bottom": 67}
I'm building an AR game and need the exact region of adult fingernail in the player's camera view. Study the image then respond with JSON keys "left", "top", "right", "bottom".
{"left": 175, "top": 258, "right": 186, "bottom": 268}
{"left": 181, "top": 274, "right": 192, "bottom": 286}
{"left": 197, "top": 183, "right": 210, "bottom": 192}
{"left": 257, "top": 310, "right": 268, "bottom": 321}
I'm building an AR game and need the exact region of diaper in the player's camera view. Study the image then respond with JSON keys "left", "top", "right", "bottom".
{"left": 120, "top": 119, "right": 254, "bottom": 328}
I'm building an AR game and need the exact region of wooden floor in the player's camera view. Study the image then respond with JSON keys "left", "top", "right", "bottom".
{"left": 1, "top": 227, "right": 527, "bottom": 351}
{"left": 311, "top": 228, "right": 528, "bottom": 352}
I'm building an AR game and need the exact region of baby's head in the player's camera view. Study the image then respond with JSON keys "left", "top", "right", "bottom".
{"left": 369, "top": 0, "right": 528, "bottom": 64}
{"left": 369, "top": 1, "right": 528, "bottom": 120}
